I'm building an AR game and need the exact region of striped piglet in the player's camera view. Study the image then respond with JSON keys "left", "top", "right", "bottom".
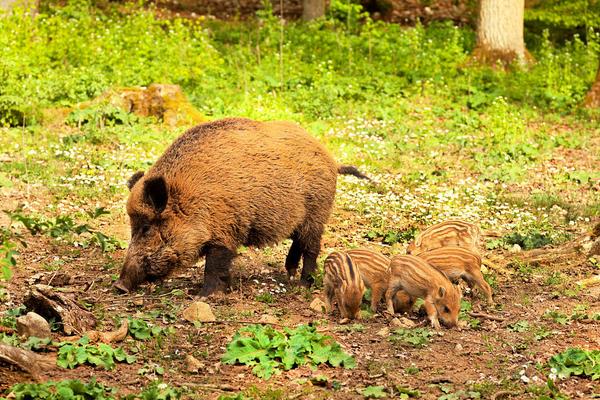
{"left": 417, "top": 246, "right": 493, "bottom": 304}
{"left": 323, "top": 251, "right": 366, "bottom": 321}
{"left": 407, "top": 219, "right": 481, "bottom": 255}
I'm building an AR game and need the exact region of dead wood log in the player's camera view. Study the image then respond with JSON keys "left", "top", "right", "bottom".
{"left": 0, "top": 343, "right": 55, "bottom": 381}
{"left": 24, "top": 284, "right": 96, "bottom": 335}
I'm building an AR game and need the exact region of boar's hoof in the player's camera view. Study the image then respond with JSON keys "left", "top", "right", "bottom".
{"left": 299, "top": 276, "right": 314, "bottom": 288}
{"left": 199, "top": 279, "right": 229, "bottom": 297}
{"left": 113, "top": 280, "right": 130, "bottom": 293}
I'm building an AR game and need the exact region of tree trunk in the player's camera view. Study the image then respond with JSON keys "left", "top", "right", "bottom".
{"left": 302, "top": 0, "right": 325, "bottom": 21}
{"left": 473, "top": 0, "right": 528, "bottom": 65}
{"left": 584, "top": 64, "right": 600, "bottom": 108}
{"left": 0, "top": 0, "right": 38, "bottom": 15}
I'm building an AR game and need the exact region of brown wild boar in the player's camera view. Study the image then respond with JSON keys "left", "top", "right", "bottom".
{"left": 386, "top": 255, "right": 461, "bottom": 329}
{"left": 114, "top": 118, "right": 367, "bottom": 296}
{"left": 345, "top": 249, "right": 413, "bottom": 313}
{"left": 323, "top": 251, "right": 366, "bottom": 321}
{"left": 406, "top": 219, "right": 481, "bottom": 255}
{"left": 417, "top": 246, "right": 493, "bottom": 304}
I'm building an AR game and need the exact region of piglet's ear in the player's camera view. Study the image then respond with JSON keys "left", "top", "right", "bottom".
{"left": 438, "top": 286, "right": 446, "bottom": 298}
{"left": 143, "top": 176, "right": 168, "bottom": 214}
{"left": 127, "top": 171, "right": 145, "bottom": 190}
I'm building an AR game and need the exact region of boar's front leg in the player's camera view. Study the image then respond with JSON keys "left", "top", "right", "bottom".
{"left": 200, "top": 246, "right": 236, "bottom": 297}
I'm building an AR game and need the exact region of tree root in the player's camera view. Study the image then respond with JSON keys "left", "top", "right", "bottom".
{"left": 0, "top": 343, "right": 55, "bottom": 381}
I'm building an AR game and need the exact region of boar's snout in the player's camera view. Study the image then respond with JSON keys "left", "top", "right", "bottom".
{"left": 113, "top": 279, "right": 130, "bottom": 293}
{"left": 114, "top": 252, "right": 147, "bottom": 294}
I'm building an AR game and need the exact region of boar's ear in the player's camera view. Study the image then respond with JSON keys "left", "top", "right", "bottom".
{"left": 127, "top": 171, "right": 145, "bottom": 190}
{"left": 438, "top": 286, "right": 446, "bottom": 298}
{"left": 143, "top": 176, "right": 168, "bottom": 214}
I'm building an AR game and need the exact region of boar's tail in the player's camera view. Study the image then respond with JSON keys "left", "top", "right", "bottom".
{"left": 337, "top": 165, "right": 370, "bottom": 180}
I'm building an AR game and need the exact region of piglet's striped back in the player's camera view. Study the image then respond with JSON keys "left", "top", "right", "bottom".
{"left": 407, "top": 219, "right": 481, "bottom": 255}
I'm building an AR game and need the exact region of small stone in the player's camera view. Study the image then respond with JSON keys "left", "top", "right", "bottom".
{"left": 259, "top": 314, "right": 279, "bottom": 324}
{"left": 16, "top": 312, "right": 52, "bottom": 340}
{"left": 455, "top": 343, "right": 463, "bottom": 352}
{"left": 390, "top": 317, "right": 415, "bottom": 328}
{"left": 376, "top": 327, "right": 390, "bottom": 337}
{"left": 509, "top": 244, "right": 522, "bottom": 253}
{"left": 132, "top": 298, "right": 144, "bottom": 306}
{"left": 309, "top": 298, "right": 327, "bottom": 313}
{"left": 182, "top": 301, "right": 216, "bottom": 323}
{"left": 185, "top": 354, "right": 204, "bottom": 373}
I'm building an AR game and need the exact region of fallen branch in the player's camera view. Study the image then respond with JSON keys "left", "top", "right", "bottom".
{"left": 58, "top": 320, "right": 129, "bottom": 344}
{"left": 0, "top": 343, "right": 55, "bottom": 381}
{"left": 469, "top": 312, "right": 506, "bottom": 322}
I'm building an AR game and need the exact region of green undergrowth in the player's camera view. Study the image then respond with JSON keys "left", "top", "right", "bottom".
{"left": 548, "top": 348, "right": 600, "bottom": 380}
{"left": 56, "top": 336, "right": 136, "bottom": 370}
{"left": 221, "top": 324, "right": 355, "bottom": 379}
{"left": 0, "top": 380, "right": 180, "bottom": 400}
{"left": 5, "top": 207, "right": 125, "bottom": 252}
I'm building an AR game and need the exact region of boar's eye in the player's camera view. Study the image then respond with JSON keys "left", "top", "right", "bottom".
{"left": 444, "top": 306, "right": 450, "bottom": 313}
{"left": 140, "top": 224, "right": 151, "bottom": 236}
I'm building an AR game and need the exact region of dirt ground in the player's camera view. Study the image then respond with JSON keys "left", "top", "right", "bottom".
{"left": 1, "top": 184, "right": 599, "bottom": 399}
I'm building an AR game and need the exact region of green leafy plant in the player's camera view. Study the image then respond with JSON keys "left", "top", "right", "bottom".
{"left": 359, "top": 385, "right": 387, "bottom": 398}
{"left": 0, "top": 239, "right": 18, "bottom": 281}
{"left": 0, "top": 305, "right": 26, "bottom": 329}
{"left": 508, "top": 320, "right": 530, "bottom": 332}
{"left": 137, "top": 363, "right": 165, "bottom": 377}
{"left": 534, "top": 327, "right": 553, "bottom": 341}
{"left": 543, "top": 310, "right": 570, "bottom": 325}
{"left": 255, "top": 292, "right": 275, "bottom": 304}
{"left": 126, "top": 382, "right": 180, "bottom": 400}
{"left": 395, "top": 386, "right": 420, "bottom": 398}
{"left": 128, "top": 318, "right": 171, "bottom": 341}
{"left": 3, "top": 379, "right": 116, "bottom": 400}
{"left": 548, "top": 348, "right": 600, "bottom": 380}
{"left": 3, "top": 380, "right": 180, "bottom": 400}
{"left": 389, "top": 328, "right": 434, "bottom": 348}
{"left": 56, "top": 336, "right": 136, "bottom": 370}
{"left": 221, "top": 324, "right": 355, "bottom": 379}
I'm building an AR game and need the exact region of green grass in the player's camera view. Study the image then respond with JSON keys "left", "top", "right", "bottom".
{"left": 0, "top": 0, "right": 597, "bottom": 248}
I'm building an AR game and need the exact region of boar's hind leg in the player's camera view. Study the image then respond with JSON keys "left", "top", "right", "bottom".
{"left": 299, "top": 225, "right": 325, "bottom": 287}
{"left": 284, "top": 233, "right": 303, "bottom": 280}
{"left": 200, "top": 246, "right": 236, "bottom": 297}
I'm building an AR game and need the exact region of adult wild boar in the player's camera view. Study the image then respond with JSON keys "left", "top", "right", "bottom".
{"left": 114, "top": 118, "right": 367, "bottom": 296}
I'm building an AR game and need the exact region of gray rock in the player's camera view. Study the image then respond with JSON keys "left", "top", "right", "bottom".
{"left": 16, "top": 312, "right": 51, "bottom": 340}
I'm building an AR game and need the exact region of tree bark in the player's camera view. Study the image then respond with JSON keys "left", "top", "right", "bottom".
{"left": 473, "top": 0, "right": 528, "bottom": 65}
{"left": 302, "top": 0, "right": 325, "bottom": 21}
{"left": 584, "top": 64, "right": 600, "bottom": 108}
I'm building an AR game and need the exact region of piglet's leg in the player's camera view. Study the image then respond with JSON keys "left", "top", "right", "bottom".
{"left": 464, "top": 272, "right": 494, "bottom": 304}
{"left": 385, "top": 284, "right": 400, "bottom": 314}
{"left": 200, "top": 246, "right": 236, "bottom": 297}
{"left": 423, "top": 298, "right": 441, "bottom": 329}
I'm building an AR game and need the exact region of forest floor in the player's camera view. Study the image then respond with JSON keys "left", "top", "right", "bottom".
{"left": 0, "top": 118, "right": 599, "bottom": 399}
